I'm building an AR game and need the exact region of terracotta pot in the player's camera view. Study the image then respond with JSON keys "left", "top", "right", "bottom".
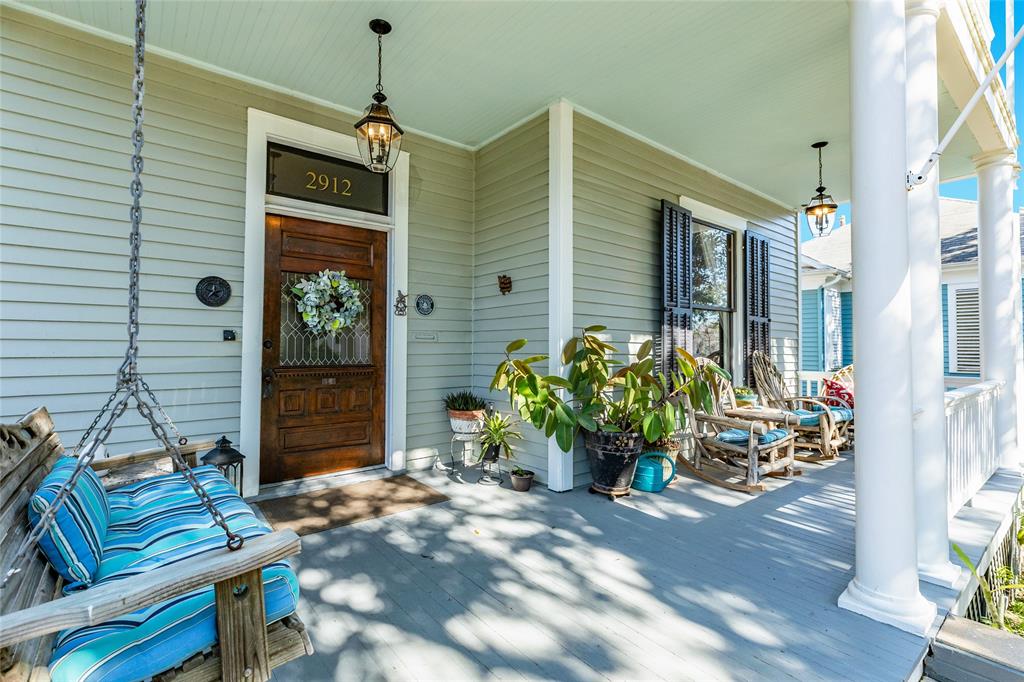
{"left": 584, "top": 431, "right": 644, "bottom": 499}
{"left": 448, "top": 409, "right": 484, "bottom": 434}
{"left": 511, "top": 470, "right": 534, "bottom": 492}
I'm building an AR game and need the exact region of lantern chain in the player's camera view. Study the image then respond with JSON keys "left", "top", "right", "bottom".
{"left": 376, "top": 33, "right": 384, "bottom": 94}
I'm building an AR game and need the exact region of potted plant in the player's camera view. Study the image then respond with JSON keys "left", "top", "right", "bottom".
{"left": 734, "top": 386, "right": 759, "bottom": 407}
{"left": 490, "top": 325, "right": 719, "bottom": 499}
{"left": 479, "top": 412, "right": 533, "bottom": 490}
{"left": 509, "top": 466, "right": 535, "bottom": 492}
{"left": 443, "top": 390, "right": 487, "bottom": 433}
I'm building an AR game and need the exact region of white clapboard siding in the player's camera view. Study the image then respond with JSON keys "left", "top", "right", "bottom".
{"left": 1, "top": 9, "right": 474, "bottom": 464}
{"left": 572, "top": 112, "right": 800, "bottom": 487}
{"left": 472, "top": 112, "right": 550, "bottom": 479}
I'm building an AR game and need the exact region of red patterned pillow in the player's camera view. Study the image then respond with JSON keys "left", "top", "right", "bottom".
{"left": 823, "top": 378, "right": 854, "bottom": 409}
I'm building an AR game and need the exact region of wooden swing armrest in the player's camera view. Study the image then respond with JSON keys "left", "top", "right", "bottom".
{"left": 89, "top": 440, "right": 212, "bottom": 472}
{"left": 0, "top": 529, "right": 300, "bottom": 648}
{"left": 693, "top": 412, "right": 769, "bottom": 435}
{"left": 774, "top": 396, "right": 836, "bottom": 413}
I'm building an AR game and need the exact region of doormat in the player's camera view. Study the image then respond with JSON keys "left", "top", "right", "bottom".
{"left": 255, "top": 475, "right": 448, "bottom": 536}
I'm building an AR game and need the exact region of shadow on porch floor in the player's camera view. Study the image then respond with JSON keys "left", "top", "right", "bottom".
{"left": 276, "top": 455, "right": 930, "bottom": 681}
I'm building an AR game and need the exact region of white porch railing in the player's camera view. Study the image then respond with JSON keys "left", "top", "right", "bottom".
{"left": 944, "top": 380, "right": 1003, "bottom": 518}
{"left": 798, "top": 371, "right": 829, "bottom": 397}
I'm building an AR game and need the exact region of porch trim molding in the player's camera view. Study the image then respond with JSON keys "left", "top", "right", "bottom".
{"left": 547, "top": 99, "right": 574, "bottom": 492}
{"left": 239, "top": 108, "right": 409, "bottom": 496}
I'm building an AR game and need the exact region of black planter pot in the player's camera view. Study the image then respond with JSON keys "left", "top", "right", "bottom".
{"left": 584, "top": 431, "right": 645, "bottom": 499}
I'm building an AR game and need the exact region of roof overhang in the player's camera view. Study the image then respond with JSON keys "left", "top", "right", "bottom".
{"left": 7, "top": 0, "right": 1015, "bottom": 208}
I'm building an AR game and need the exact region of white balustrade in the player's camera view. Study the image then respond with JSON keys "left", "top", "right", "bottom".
{"left": 944, "top": 380, "right": 1003, "bottom": 517}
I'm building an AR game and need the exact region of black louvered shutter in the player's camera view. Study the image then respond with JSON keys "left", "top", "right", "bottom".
{"left": 744, "top": 231, "right": 771, "bottom": 386}
{"left": 659, "top": 200, "right": 693, "bottom": 373}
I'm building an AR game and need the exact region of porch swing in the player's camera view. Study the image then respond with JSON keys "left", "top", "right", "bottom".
{"left": 0, "top": 2, "right": 312, "bottom": 679}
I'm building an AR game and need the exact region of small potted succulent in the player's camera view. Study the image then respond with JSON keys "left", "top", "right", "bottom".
{"left": 443, "top": 390, "right": 487, "bottom": 434}
{"left": 510, "top": 467, "right": 535, "bottom": 492}
{"left": 734, "top": 386, "right": 759, "bottom": 407}
{"left": 490, "top": 325, "right": 719, "bottom": 499}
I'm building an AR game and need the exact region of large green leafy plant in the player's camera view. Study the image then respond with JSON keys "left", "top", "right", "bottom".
{"left": 490, "top": 325, "right": 724, "bottom": 452}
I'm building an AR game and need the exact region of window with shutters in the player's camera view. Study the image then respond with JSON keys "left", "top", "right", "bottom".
{"left": 823, "top": 287, "right": 843, "bottom": 371}
{"left": 948, "top": 283, "right": 980, "bottom": 375}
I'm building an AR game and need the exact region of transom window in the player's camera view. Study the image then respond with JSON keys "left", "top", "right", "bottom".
{"left": 691, "top": 221, "right": 734, "bottom": 372}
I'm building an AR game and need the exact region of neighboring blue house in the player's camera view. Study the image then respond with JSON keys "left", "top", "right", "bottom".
{"left": 800, "top": 199, "right": 1024, "bottom": 391}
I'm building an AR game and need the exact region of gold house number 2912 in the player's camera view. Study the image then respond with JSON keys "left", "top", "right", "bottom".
{"left": 305, "top": 171, "right": 352, "bottom": 196}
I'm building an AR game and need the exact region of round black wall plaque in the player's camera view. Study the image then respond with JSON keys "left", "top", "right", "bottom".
{"left": 196, "top": 276, "right": 231, "bottom": 307}
{"left": 415, "top": 294, "right": 434, "bottom": 316}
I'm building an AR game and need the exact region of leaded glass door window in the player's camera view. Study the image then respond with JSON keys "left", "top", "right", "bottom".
{"left": 279, "top": 272, "right": 372, "bottom": 366}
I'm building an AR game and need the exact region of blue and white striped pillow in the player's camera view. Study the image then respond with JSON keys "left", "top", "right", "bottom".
{"left": 29, "top": 456, "right": 110, "bottom": 589}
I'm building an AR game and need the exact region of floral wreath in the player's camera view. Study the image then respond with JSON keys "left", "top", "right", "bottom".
{"left": 290, "top": 269, "right": 364, "bottom": 335}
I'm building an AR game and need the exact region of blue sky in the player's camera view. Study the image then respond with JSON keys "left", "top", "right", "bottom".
{"left": 801, "top": 0, "right": 1022, "bottom": 241}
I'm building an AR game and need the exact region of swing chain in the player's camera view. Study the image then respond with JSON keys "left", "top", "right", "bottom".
{"left": 1, "top": 0, "right": 243, "bottom": 591}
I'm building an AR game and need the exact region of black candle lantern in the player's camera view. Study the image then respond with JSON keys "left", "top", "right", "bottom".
{"left": 202, "top": 436, "right": 245, "bottom": 495}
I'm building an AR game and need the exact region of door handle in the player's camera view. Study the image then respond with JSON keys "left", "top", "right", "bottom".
{"left": 262, "top": 370, "right": 274, "bottom": 399}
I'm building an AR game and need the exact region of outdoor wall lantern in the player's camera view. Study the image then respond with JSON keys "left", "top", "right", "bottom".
{"left": 803, "top": 141, "right": 838, "bottom": 239}
{"left": 202, "top": 435, "right": 246, "bottom": 495}
{"left": 354, "top": 19, "right": 404, "bottom": 174}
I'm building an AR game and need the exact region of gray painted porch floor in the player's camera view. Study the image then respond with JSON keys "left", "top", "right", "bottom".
{"left": 274, "top": 456, "right": 932, "bottom": 681}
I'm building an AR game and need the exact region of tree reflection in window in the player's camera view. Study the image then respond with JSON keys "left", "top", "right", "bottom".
{"left": 691, "top": 221, "right": 733, "bottom": 371}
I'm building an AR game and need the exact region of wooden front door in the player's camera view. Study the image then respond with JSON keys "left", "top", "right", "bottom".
{"left": 261, "top": 214, "right": 387, "bottom": 484}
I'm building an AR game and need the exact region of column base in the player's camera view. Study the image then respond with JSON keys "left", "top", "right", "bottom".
{"left": 838, "top": 577, "right": 937, "bottom": 636}
{"left": 918, "top": 559, "right": 967, "bottom": 589}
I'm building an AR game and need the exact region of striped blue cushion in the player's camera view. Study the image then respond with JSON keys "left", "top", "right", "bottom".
{"left": 716, "top": 428, "right": 790, "bottom": 445}
{"left": 47, "top": 466, "right": 300, "bottom": 682}
{"left": 812, "top": 405, "right": 855, "bottom": 422}
{"left": 29, "top": 457, "right": 110, "bottom": 589}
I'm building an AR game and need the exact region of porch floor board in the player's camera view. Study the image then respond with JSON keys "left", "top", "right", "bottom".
{"left": 277, "top": 457, "right": 931, "bottom": 681}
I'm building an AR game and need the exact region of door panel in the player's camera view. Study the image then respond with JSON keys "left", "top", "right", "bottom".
{"left": 261, "top": 215, "right": 387, "bottom": 484}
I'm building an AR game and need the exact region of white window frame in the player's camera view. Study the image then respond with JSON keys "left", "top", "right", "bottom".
{"left": 947, "top": 280, "right": 980, "bottom": 375}
{"left": 239, "top": 109, "right": 409, "bottom": 496}
{"left": 678, "top": 194, "right": 748, "bottom": 381}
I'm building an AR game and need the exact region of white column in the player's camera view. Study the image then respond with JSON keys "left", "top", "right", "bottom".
{"left": 547, "top": 100, "right": 574, "bottom": 491}
{"left": 975, "top": 150, "right": 1023, "bottom": 471}
{"left": 906, "top": 0, "right": 964, "bottom": 588}
{"left": 839, "top": 0, "right": 937, "bottom": 635}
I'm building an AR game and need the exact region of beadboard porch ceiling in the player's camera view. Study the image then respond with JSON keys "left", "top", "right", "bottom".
{"left": 14, "top": 0, "right": 983, "bottom": 207}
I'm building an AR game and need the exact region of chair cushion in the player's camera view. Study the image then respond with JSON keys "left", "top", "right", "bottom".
{"left": 47, "top": 466, "right": 300, "bottom": 682}
{"left": 808, "top": 405, "right": 855, "bottom": 423}
{"left": 29, "top": 456, "right": 110, "bottom": 589}
{"left": 716, "top": 428, "right": 790, "bottom": 445}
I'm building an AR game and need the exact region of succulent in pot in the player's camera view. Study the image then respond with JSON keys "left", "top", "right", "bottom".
{"left": 490, "top": 325, "right": 720, "bottom": 499}
{"left": 510, "top": 467, "right": 535, "bottom": 492}
{"left": 734, "top": 386, "right": 759, "bottom": 407}
{"left": 443, "top": 390, "right": 487, "bottom": 433}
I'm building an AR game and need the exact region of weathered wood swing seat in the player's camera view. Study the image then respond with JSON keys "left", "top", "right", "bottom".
{"left": 0, "top": 408, "right": 313, "bottom": 681}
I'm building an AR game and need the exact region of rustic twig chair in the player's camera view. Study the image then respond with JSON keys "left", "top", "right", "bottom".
{"left": 677, "top": 358, "right": 798, "bottom": 493}
{"left": 750, "top": 351, "right": 852, "bottom": 462}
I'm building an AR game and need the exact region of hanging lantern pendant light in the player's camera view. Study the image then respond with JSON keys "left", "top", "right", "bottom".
{"left": 355, "top": 19, "right": 404, "bottom": 174}
{"left": 803, "top": 141, "right": 838, "bottom": 239}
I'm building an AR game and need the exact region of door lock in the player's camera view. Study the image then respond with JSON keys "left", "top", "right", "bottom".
{"left": 263, "top": 339, "right": 273, "bottom": 349}
{"left": 262, "top": 371, "right": 274, "bottom": 399}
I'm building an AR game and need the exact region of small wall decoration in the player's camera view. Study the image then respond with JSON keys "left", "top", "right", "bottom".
{"left": 196, "top": 276, "right": 231, "bottom": 307}
{"left": 497, "top": 274, "right": 512, "bottom": 295}
{"left": 394, "top": 290, "right": 408, "bottom": 316}
{"left": 415, "top": 294, "right": 435, "bottom": 316}
{"left": 289, "top": 269, "right": 364, "bottom": 335}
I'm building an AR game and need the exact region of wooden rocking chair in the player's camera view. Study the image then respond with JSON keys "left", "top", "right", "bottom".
{"left": 676, "top": 359, "right": 799, "bottom": 494}
{"left": 750, "top": 351, "right": 852, "bottom": 462}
